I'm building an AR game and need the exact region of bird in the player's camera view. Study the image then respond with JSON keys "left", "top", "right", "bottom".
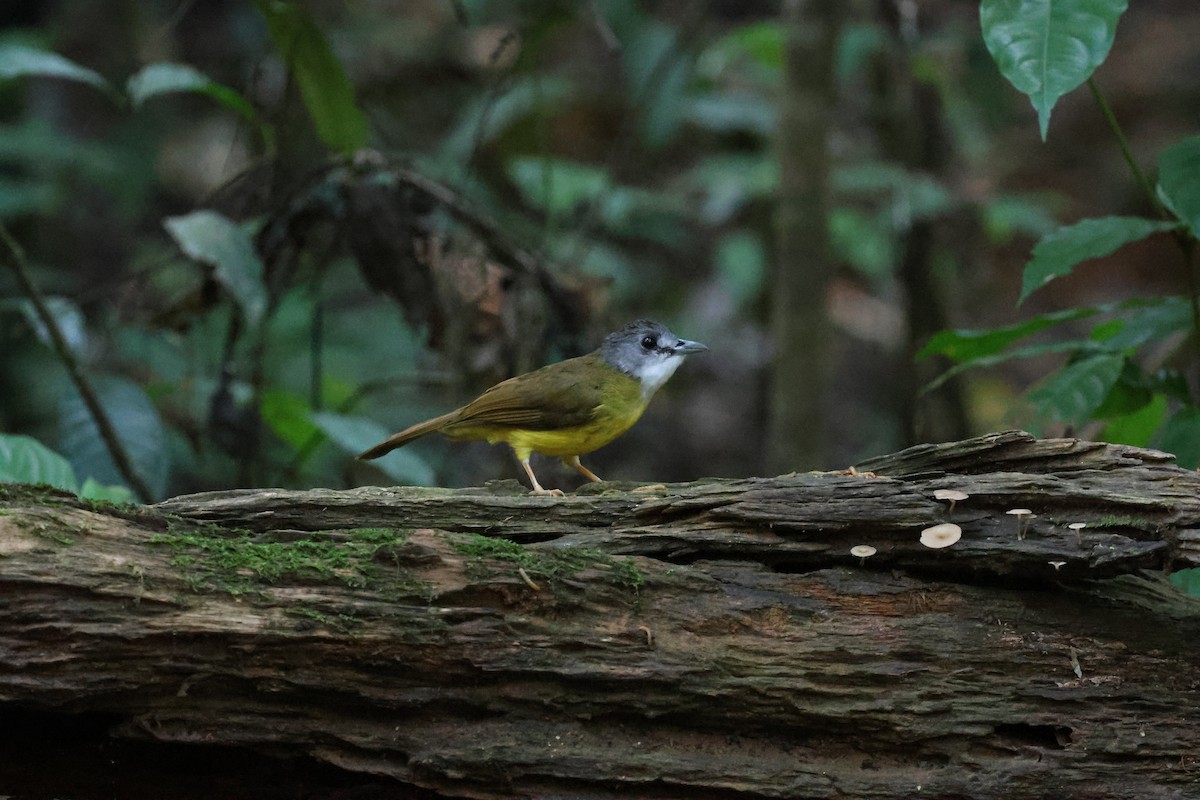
{"left": 357, "top": 319, "right": 707, "bottom": 494}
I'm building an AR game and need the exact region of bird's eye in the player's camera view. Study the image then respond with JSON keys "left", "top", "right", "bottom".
{"left": 641, "top": 336, "right": 656, "bottom": 350}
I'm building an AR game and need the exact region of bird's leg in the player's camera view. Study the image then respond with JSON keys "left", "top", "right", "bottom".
{"left": 520, "top": 458, "right": 563, "bottom": 496}
{"left": 563, "top": 455, "right": 602, "bottom": 483}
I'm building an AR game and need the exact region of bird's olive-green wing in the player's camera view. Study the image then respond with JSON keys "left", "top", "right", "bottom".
{"left": 447, "top": 354, "right": 610, "bottom": 431}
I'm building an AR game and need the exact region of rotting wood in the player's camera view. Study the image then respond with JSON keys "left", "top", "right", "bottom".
{"left": 1, "top": 431, "right": 1199, "bottom": 799}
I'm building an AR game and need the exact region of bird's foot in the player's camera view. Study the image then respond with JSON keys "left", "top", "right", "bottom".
{"left": 562, "top": 455, "right": 602, "bottom": 483}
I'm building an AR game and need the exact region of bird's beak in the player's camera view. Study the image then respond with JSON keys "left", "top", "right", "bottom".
{"left": 673, "top": 338, "right": 708, "bottom": 355}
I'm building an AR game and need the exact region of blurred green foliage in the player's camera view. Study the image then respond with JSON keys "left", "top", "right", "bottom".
{"left": 928, "top": 1, "right": 1200, "bottom": 466}
{"left": 0, "top": 0, "right": 1196, "bottom": 504}
{"left": 0, "top": 433, "right": 132, "bottom": 501}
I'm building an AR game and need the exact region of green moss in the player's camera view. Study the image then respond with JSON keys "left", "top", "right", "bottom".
{"left": 452, "top": 534, "right": 536, "bottom": 564}
{"left": 30, "top": 523, "right": 76, "bottom": 545}
{"left": 609, "top": 557, "right": 645, "bottom": 592}
{"left": 450, "top": 533, "right": 644, "bottom": 595}
{"left": 0, "top": 483, "right": 78, "bottom": 508}
{"left": 78, "top": 496, "right": 142, "bottom": 517}
{"left": 0, "top": 483, "right": 163, "bottom": 535}
{"left": 149, "top": 526, "right": 421, "bottom": 597}
{"left": 1094, "top": 514, "right": 1142, "bottom": 528}
{"left": 11, "top": 512, "right": 82, "bottom": 545}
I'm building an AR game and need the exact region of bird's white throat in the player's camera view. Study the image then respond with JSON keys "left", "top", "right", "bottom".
{"left": 632, "top": 354, "right": 686, "bottom": 399}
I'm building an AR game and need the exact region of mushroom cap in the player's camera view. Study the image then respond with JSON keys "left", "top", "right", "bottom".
{"left": 1006, "top": 508, "right": 1033, "bottom": 516}
{"left": 850, "top": 545, "right": 877, "bottom": 558}
{"left": 1067, "top": 522, "right": 1087, "bottom": 530}
{"left": 1049, "top": 561, "right": 1066, "bottom": 570}
{"left": 919, "top": 522, "right": 962, "bottom": 549}
{"left": 933, "top": 489, "right": 969, "bottom": 502}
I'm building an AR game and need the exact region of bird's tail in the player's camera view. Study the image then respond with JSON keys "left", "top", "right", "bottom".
{"left": 357, "top": 411, "right": 460, "bottom": 460}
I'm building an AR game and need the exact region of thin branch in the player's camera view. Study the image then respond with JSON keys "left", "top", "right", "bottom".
{"left": 1087, "top": 78, "right": 1164, "bottom": 217}
{"left": 0, "top": 224, "right": 155, "bottom": 503}
{"left": 462, "top": 28, "right": 521, "bottom": 181}
{"left": 391, "top": 166, "right": 543, "bottom": 276}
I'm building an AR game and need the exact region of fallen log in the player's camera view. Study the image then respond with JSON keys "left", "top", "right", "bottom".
{"left": 1, "top": 431, "right": 1199, "bottom": 799}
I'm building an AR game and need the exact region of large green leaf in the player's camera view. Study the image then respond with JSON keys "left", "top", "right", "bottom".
{"left": 920, "top": 298, "right": 1189, "bottom": 394}
{"left": 1090, "top": 359, "right": 1164, "bottom": 420}
{"left": 1020, "top": 216, "right": 1178, "bottom": 304}
{"left": 921, "top": 338, "right": 1097, "bottom": 394}
{"left": 128, "top": 63, "right": 273, "bottom": 149}
{"left": 311, "top": 412, "right": 435, "bottom": 486}
{"left": 980, "top": 0, "right": 1128, "bottom": 140}
{"left": 261, "top": 389, "right": 320, "bottom": 450}
{"left": 1097, "top": 296, "right": 1195, "bottom": 352}
{"left": 79, "top": 477, "right": 135, "bottom": 504}
{"left": 57, "top": 376, "right": 169, "bottom": 500}
{"left": 128, "top": 62, "right": 250, "bottom": 115}
{"left": 699, "top": 21, "right": 783, "bottom": 80}
{"left": 1156, "top": 405, "right": 1200, "bottom": 469}
{"left": 0, "top": 44, "right": 111, "bottom": 93}
{"left": 0, "top": 433, "right": 79, "bottom": 491}
{"left": 1100, "top": 392, "right": 1166, "bottom": 448}
{"left": 1157, "top": 135, "right": 1200, "bottom": 239}
{"left": 164, "top": 210, "right": 267, "bottom": 326}
{"left": 1026, "top": 352, "right": 1125, "bottom": 424}
{"left": 918, "top": 307, "right": 1098, "bottom": 362}
{"left": 255, "top": 0, "right": 368, "bottom": 154}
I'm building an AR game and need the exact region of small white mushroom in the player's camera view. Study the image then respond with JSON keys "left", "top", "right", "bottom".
{"left": 1048, "top": 561, "right": 1066, "bottom": 571}
{"left": 1068, "top": 522, "right": 1086, "bottom": 546}
{"left": 1006, "top": 508, "right": 1034, "bottom": 540}
{"left": 919, "top": 522, "right": 962, "bottom": 549}
{"left": 933, "top": 489, "right": 969, "bottom": 516}
{"left": 850, "top": 544, "right": 877, "bottom": 564}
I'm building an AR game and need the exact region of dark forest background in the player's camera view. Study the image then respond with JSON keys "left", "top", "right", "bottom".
{"left": 0, "top": 0, "right": 1197, "bottom": 504}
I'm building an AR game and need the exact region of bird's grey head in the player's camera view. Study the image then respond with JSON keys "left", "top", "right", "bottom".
{"left": 599, "top": 319, "right": 707, "bottom": 397}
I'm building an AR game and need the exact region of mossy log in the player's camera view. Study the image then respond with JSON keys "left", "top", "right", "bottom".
{"left": 2, "top": 431, "right": 1200, "bottom": 799}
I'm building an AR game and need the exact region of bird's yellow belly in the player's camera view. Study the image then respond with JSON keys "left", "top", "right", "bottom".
{"left": 449, "top": 403, "right": 646, "bottom": 458}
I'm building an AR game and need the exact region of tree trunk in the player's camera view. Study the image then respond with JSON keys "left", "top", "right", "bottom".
{"left": 2, "top": 431, "right": 1199, "bottom": 799}
{"left": 766, "top": 0, "right": 841, "bottom": 473}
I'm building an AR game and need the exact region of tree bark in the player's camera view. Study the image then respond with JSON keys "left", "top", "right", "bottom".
{"left": 2, "top": 431, "right": 1200, "bottom": 799}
